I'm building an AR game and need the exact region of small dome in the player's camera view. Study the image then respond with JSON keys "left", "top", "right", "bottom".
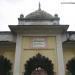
{"left": 20, "top": 14, "right": 24, "bottom": 18}
{"left": 25, "top": 9, "right": 54, "bottom": 20}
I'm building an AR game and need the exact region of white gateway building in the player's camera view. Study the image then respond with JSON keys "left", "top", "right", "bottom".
{"left": 0, "top": 5, "right": 75, "bottom": 75}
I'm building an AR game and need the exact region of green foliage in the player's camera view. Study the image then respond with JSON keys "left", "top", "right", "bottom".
{"left": 66, "top": 57, "right": 75, "bottom": 75}
{"left": 0, "top": 55, "right": 12, "bottom": 75}
{"left": 66, "top": 71, "right": 72, "bottom": 75}
{"left": 24, "top": 53, "right": 54, "bottom": 75}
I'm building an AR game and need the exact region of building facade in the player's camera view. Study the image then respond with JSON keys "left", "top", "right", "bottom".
{"left": 0, "top": 6, "right": 75, "bottom": 75}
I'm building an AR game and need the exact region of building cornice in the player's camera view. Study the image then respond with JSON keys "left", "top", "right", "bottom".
{"left": 9, "top": 25, "right": 69, "bottom": 34}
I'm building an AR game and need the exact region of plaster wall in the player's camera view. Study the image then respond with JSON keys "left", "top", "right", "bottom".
{"left": 18, "top": 21, "right": 59, "bottom": 25}
{"left": 0, "top": 33, "right": 16, "bottom": 42}
{"left": 20, "top": 36, "right": 57, "bottom": 75}
{"left": 59, "top": 33, "right": 75, "bottom": 43}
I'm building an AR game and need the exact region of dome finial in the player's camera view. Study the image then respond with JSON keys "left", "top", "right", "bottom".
{"left": 39, "top": 2, "right": 41, "bottom": 10}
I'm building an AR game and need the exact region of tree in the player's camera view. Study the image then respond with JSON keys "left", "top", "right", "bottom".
{"left": 66, "top": 57, "right": 75, "bottom": 75}
{"left": 0, "top": 55, "right": 12, "bottom": 75}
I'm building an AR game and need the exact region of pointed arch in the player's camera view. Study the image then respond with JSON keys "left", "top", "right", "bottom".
{"left": 66, "top": 57, "right": 75, "bottom": 75}
{"left": 24, "top": 53, "right": 54, "bottom": 75}
{"left": 0, "top": 55, "right": 12, "bottom": 75}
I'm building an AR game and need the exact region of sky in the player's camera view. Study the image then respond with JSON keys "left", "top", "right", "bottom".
{"left": 0, "top": 0, "right": 75, "bottom": 31}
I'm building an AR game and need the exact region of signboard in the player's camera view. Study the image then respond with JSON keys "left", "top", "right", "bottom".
{"left": 32, "top": 38, "right": 47, "bottom": 48}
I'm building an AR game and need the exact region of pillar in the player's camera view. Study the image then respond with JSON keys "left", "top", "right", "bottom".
{"left": 56, "top": 34, "right": 65, "bottom": 75}
{"left": 13, "top": 34, "right": 22, "bottom": 75}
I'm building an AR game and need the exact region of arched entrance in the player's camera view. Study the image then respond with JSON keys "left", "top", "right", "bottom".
{"left": 0, "top": 55, "right": 12, "bottom": 75}
{"left": 24, "top": 53, "right": 54, "bottom": 75}
{"left": 66, "top": 57, "right": 75, "bottom": 75}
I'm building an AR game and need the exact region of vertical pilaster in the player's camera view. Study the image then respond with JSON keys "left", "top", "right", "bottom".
{"left": 13, "top": 34, "right": 22, "bottom": 75}
{"left": 56, "top": 34, "right": 65, "bottom": 75}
